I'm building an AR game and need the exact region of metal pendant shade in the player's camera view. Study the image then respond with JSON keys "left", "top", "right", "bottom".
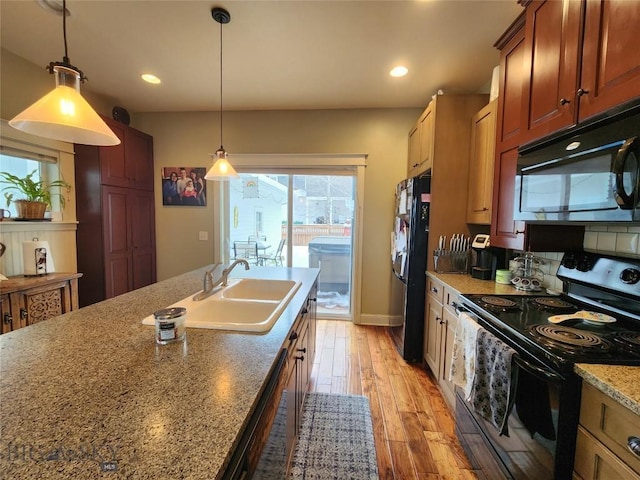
{"left": 205, "top": 7, "right": 238, "bottom": 181}
{"left": 8, "top": 0, "right": 120, "bottom": 146}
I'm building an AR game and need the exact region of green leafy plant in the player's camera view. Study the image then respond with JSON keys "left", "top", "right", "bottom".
{"left": 0, "top": 170, "right": 71, "bottom": 209}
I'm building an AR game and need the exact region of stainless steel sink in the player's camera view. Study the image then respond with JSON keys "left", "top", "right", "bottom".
{"left": 142, "top": 278, "right": 301, "bottom": 333}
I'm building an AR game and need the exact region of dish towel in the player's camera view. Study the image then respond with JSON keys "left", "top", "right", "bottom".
{"left": 469, "top": 328, "right": 517, "bottom": 436}
{"left": 449, "top": 312, "right": 482, "bottom": 400}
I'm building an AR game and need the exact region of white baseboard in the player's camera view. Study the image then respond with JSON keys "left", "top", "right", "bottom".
{"left": 355, "top": 313, "right": 403, "bottom": 327}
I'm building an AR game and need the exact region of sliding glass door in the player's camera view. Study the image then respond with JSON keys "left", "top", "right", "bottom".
{"left": 225, "top": 172, "right": 355, "bottom": 319}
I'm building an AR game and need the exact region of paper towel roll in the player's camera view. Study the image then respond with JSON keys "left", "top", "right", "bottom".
{"left": 22, "top": 240, "right": 55, "bottom": 275}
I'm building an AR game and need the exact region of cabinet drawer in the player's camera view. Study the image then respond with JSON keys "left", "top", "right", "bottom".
{"left": 574, "top": 426, "right": 640, "bottom": 480}
{"left": 443, "top": 286, "right": 460, "bottom": 315}
{"left": 427, "top": 277, "right": 445, "bottom": 304}
{"left": 579, "top": 383, "right": 640, "bottom": 475}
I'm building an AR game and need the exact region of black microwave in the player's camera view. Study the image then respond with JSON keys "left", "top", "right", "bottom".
{"left": 515, "top": 102, "right": 640, "bottom": 223}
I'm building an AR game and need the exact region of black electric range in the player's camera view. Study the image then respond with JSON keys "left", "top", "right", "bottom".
{"left": 455, "top": 251, "right": 640, "bottom": 480}
{"left": 461, "top": 251, "right": 640, "bottom": 373}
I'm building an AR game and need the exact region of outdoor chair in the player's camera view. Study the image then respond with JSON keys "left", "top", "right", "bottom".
{"left": 233, "top": 241, "right": 259, "bottom": 264}
{"left": 258, "top": 238, "right": 286, "bottom": 266}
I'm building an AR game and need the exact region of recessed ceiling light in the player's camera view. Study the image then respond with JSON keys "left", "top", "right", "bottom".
{"left": 390, "top": 66, "right": 408, "bottom": 77}
{"left": 141, "top": 74, "right": 161, "bottom": 85}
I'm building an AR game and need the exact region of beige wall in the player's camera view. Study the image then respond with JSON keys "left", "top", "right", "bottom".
{"left": 134, "top": 108, "right": 420, "bottom": 320}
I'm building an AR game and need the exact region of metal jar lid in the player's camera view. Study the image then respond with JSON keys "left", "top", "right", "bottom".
{"left": 153, "top": 307, "right": 187, "bottom": 320}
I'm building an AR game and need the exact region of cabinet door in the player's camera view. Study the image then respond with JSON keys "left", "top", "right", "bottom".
{"left": 130, "top": 189, "right": 157, "bottom": 290}
{"left": 418, "top": 104, "right": 435, "bottom": 173}
{"left": 103, "top": 186, "right": 132, "bottom": 298}
{"left": 126, "top": 128, "right": 154, "bottom": 191}
{"left": 407, "top": 124, "right": 420, "bottom": 176}
{"left": 424, "top": 295, "right": 443, "bottom": 377}
{"left": 467, "top": 100, "right": 497, "bottom": 224}
{"left": 521, "top": 0, "right": 582, "bottom": 142}
{"left": 19, "top": 281, "right": 72, "bottom": 326}
{"left": 439, "top": 307, "right": 457, "bottom": 409}
{"left": 99, "top": 119, "right": 128, "bottom": 188}
{"left": 1, "top": 293, "right": 12, "bottom": 333}
{"left": 579, "top": 0, "right": 640, "bottom": 121}
{"left": 490, "top": 147, "right": 525, "bottom": 250}
{"left": 496, "top": 23, "right": 526, "bottom": 151}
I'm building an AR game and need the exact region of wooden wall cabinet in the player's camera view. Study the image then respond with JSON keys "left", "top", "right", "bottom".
{"left": 408, "top": 103, "right": 435, "bottom": 177}
{"left": 75, "top": 119, "right": 156, "bottom": 307}
{"left": 573, "top": 382, "right": 640, "bottom": 479}
{"left": 424, "top": 275, "right": 459, "bottom": 410}
{"left": 0, "top": 273, "right": 82, "bottom": 334}
{"left": 419, "top": 94, "right": 489, "bottom": 271}
{"left": 467, "top": 99, "right": 497, "bottom": 224}
{"left": 490, "top": 13, "right": 585, "bottom": 252}
{"left": 521, "top": 0, "right": 640, "bottom": 144}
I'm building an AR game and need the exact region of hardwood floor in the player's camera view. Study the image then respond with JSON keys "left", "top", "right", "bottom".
{"left": 310, "top": 319, "right": 480, "bottom": 480}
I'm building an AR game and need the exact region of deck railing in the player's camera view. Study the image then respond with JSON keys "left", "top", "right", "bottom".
{"left": 282, "top": 224, "right": 350, "bottom": 246}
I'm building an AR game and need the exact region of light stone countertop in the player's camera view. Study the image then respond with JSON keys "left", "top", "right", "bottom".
{"left": 0, "top": 265, "right": 319, "bottom": 480}
{"left": 574, "top": 364, "right": 640, "bottom": 416}
{"left": 429, "top": 271, "right": 640, "bottom": 418}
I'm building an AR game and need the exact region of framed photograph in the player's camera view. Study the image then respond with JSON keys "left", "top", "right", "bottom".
{"left": 161, "top": 167, "right": 207, "bottom": 206}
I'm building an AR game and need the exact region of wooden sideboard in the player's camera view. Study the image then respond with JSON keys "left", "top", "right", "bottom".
{"left": 0, "top": 273, "right": 82, "bottom": 333}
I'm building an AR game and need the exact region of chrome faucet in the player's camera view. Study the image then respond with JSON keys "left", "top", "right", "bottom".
{"left": 193, "top": 260, "right": 250, "bottom": 301}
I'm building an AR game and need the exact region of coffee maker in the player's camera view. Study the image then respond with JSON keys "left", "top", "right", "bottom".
{"left": 471, "top": 234, "right": 505, "bottom": 280}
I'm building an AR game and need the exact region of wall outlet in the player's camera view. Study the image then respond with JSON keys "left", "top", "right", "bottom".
{"left": 199, "top": 231, "right": 208, "bottom": 241}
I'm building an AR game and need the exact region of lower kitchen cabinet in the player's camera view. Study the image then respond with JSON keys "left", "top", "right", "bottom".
{"left": 0, "top": 273, "right": 82, "bottom": 333}
{"left": 223, "top": 282, "right": 317, "bottom": 479}
{"left": 574, "top": 383, "right": 640, "bottom": 480}
{"left": 424, "top": 275, "right": 459, "bottom": 410}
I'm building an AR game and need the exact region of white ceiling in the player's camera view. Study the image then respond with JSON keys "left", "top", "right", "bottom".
{"left": 1, "top": 0, "right": 523, "bottom": 114}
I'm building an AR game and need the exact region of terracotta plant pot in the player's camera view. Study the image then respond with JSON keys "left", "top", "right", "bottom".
{"left": 14, "top": 200, "right": 47, "bottom": 219}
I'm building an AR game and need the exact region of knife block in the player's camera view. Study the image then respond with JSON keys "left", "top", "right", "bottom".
{"left": 433, "top": 249, "right": 470, "bottom": 274}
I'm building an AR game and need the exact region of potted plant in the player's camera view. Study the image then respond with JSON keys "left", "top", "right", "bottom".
{"left": 0, "top": 169, "right": 71, "bottom": 219}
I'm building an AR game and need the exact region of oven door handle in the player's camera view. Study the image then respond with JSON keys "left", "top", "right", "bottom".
{"left": 513, "top": 356, "right": 562, "bottom": 382}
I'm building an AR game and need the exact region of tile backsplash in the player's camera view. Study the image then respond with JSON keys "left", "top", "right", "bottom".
{"left": 531, "top": 224, "right": 640, "bottom": 291}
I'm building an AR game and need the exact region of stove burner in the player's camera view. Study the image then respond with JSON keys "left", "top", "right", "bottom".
{"left": 615, "top": 331, "right": 640, "bottom": 349}
{"left": 529, "top": 324, "right": 613, "bottom": 353}
{"left": 480, "top": 296, "right": 518, "bottom": 310}
{"left": 533, "top": 297, "right": 576, "bottom": 311}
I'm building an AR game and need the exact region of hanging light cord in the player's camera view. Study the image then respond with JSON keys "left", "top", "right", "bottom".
{"left": 219, "top": 16, "right": 224, "bottom": 150}
{"left": 62, "top": 0, "right": 69, "bottom": 64}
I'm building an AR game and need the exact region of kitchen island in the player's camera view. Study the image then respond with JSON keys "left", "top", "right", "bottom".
{"left": 0, "top": 265, "right": 319, "bottom": 479}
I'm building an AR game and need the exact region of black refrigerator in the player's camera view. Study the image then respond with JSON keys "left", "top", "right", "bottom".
{"left": 390, "top": 175, "right": 431, "bottom": 361}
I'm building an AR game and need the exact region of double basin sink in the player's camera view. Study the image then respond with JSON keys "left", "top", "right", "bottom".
{"left": 142, "top": 278, "right": 301, "bottom": 333}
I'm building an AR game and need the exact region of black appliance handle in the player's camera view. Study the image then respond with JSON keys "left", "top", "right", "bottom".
{"left": 612, "top": 136, "right": 639, "bottom": 209}
{"left": 513, "top": 355, "right": 563, "bottom": 383}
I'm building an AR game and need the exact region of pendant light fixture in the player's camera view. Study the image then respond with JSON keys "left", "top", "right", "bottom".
{"left": 9, "top": 0, "right": 120, "bottom": 146}
{"left": 205, "top": 7, "right": 239, "bottom": 180}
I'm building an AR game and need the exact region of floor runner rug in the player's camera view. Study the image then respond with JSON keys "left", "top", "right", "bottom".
{"left": 290, "top": 392, "right": 379, "bottom": 480}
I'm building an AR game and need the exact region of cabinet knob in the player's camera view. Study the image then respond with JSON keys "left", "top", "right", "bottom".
{"left": 289, "top": 331, "right": 298, "bottom": 341}
{"left": 628, "top": 436, "right": 640, "bottom": 458}
{"left": 20, "top": 308, "right": 27, "bottom": 321}
{"left": 295, "top": 355, "right": 305, "bottom": 362}
{"left": 559, "top": 97, "right": 570, "bottom": 105}
{"left": 297, "top": 347, "right": 307, "bottom": 353}
{"left": 3, "top": 313, "right": 12, "bottom": 326}
{"left": 577, "top": 88, "right": 589, "bottom": 97}
{"left": 430, "top": 287, "right": 438, "bottom": 293}
{"left": 514, "top": 229, "right": 525, "bottom": 235}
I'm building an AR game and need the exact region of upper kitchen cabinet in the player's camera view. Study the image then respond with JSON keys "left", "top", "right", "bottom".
{"left": 407, "top": 103, "right": 435, "bottom": 177}
{"left": 467, "top": 99, "right": 497, "bottom": 225}
{"left": 491, "top": 14, "right": 527, "bottom": 249}
{"left": 74, "top": 120, "right": 157, "bottom": 307}
{"left": 521, "top": 0, "right": 640, "bottom": 143}
{"left": 99, "top": 117, "right": 154, "bottom": 191}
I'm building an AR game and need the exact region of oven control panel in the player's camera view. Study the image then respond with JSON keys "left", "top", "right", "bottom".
{"left": 557, "top": 251, "right": 640, "bottom": 296}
